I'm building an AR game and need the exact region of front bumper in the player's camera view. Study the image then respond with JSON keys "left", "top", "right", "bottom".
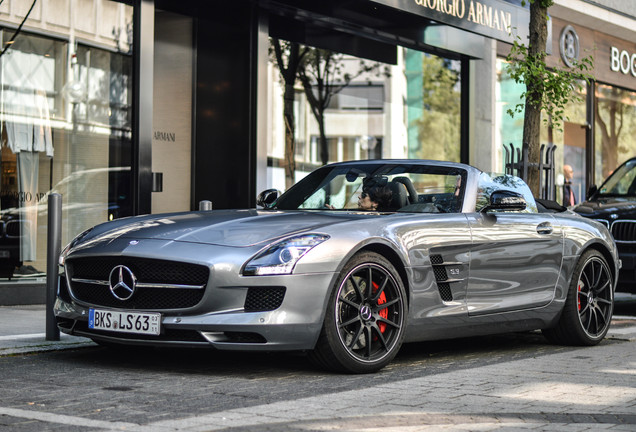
{"left": 54, "top": 270, "right": 337, "bottom": 351}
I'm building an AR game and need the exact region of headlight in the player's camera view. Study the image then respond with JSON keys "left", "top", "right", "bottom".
{"left": 58, "top": 227, "right": 94, "bottom": 266}
{"left": 243, "top": 234, "right": 329, "bottom": 276}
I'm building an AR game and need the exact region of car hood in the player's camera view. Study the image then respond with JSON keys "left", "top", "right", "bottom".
{"left": 83, "top": 209, "right": 381, "bottom": 247}
{"left": 574, "top": 197, "right": 636, "bottom": 219}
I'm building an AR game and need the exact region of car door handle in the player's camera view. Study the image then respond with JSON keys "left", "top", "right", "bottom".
{"left": 536, "top": 222, "right": 553, "bottom": 235}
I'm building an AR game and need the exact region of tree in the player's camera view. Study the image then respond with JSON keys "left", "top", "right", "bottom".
{"left": 271, "top": 39, "right": 308, "bottom": 189}
{"left": 505, "top": 0, "right": 593, "bottom": 195}
{"left": 298, "top": 49, "right": 388, "bottom": 166}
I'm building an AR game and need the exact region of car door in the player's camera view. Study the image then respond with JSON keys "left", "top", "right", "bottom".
{"left": 465, "top": 174, "right": 563, "bottom": 316}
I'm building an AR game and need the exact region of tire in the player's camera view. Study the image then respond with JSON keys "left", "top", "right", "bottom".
{"left": 543, "top": 249, "right": 614, "bottom": 346}
{"left": 309, "top": 251, "right": 407, "bottom": 373}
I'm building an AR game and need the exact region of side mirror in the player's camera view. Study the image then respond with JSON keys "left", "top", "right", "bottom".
{"left": 586, "top": 184, "right": 598, "bottom": 200}
{"left": 481, "top": 190, "right": 526, "bottom": 213}
{"left": 257, "top": 189, "right": 281, "bottom": 208}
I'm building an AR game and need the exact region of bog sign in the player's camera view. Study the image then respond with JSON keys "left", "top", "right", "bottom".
{"left": 610, "top": 46, "right": 636, "bottom": 77}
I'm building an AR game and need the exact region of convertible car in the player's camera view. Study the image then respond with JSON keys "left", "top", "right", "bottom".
{"left": 574, "top": 156, "right": 636, "bottom": 293}
{"left": 55, "top": 160, "right": 618, "bottom": 373}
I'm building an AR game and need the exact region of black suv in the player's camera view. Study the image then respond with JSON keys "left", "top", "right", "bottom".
{"left": 574, "top": 157, "right": 636, "bottom": 293}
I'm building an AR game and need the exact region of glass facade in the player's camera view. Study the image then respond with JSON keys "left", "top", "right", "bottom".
{"left": 405, "top": 50, "right": 461, "bottom": 162}
{"left": 497, "top": 54, "right": 636, "bottom": 205}
{"left": 496, "top": 59, "right": 588, "bottom": 205}
{"left": 0, "top": 1, "right": 133, "bottom": 281}
{"left": 266, "top": 43, "right": 462, "bottom": 192}
{"left": 594, "top": 84, "right": 636, "bottom": 185}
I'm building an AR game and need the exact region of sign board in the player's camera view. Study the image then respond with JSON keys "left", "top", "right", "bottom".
{"left": 369, "top": 0, "right": 531, "bottom": 44}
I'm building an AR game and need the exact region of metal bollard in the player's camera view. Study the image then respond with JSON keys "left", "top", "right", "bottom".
{"left": 199, "top": 200, "right": 213, "bottom": 211}
{"left": 46, "top": 193, "right": 62, "bottom": 341}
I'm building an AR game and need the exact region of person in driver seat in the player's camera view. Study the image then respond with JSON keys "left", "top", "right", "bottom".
{"left": 358, "top": 185, "right": 392, "bottom": 211}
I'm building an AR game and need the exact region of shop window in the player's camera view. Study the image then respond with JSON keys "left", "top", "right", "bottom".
{"left": 594, "top": 84, "right": 636, "bottom": 185}
{"left": 0, "top": 12, "right": 133, "bottom": 281}
{"left": 405, "top": 49, "right": 461, "bottom": 162}
{"left": 496, "top": 59, "right": 588, "bottom": 206}
{"left": 267, "top": 40, "right": 462, "bottom": 192}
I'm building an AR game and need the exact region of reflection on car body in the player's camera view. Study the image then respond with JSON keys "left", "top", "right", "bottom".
{"left": 55, "top": 160, "right": 618, "bottom": 373}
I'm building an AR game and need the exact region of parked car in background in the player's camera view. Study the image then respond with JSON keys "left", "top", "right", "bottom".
{"left": 56, "top": 160, "right": 618, "bottom": 373}
{"left": 574, "top": 157, "right": 636, "bottom": 293}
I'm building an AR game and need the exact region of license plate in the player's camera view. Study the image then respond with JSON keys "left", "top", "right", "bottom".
{"left": 88, "top": 309, "right": 161, "bottom": 335}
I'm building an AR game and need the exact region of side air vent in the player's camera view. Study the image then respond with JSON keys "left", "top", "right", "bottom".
{"left": 430, "top": 253, "right": 466, "bottom": 302}
{"left": 433, "top": 266, "right": 448, "bottom": 281}
{"left": 437, "top": 283, "right": 453, "bottom": 302}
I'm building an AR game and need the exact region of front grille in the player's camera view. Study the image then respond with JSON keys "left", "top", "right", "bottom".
{"left": 69, "top": 257, "right": 209, "bottom": 285}
{"left": 66, "top": 257, "right": 209, "bottom": 310}
{"left": 430, "top": 254, "right": 443, "bottom": 265}
{"left": 244, "top": 287, "right": 286, "bottom": 312}
{"left": 612, "top": 221, "right": 636, "bottom": 242}
{"left": 5, "top": 220, "right": 22, "bottom": 238}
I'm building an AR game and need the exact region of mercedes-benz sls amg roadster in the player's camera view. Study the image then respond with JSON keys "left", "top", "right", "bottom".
{"left": 55, "top": 160, "right": 619, "bottom": 373}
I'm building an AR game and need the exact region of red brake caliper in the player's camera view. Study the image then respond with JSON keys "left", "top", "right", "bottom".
{"left": 577, "top": 281, "right": 582, "bottom": 311}
{"left": 373, "top": 281, "right": 388, "bottom": 333}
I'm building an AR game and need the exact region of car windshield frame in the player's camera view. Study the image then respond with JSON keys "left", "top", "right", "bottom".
{"left": 272, "top": 162, "right": 468, "bottom": 213}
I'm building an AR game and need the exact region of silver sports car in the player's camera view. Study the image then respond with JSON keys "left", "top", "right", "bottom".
{"left": 55, "top": 160, "right": 619, "bottom": 373}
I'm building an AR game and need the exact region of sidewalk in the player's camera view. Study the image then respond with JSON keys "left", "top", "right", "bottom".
{"left": 0, "top": 304, "right": 94, "bottom": 356}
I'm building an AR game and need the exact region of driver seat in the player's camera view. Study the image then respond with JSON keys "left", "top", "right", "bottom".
{"left": 385, "top": 180, "right": 409, "bottom": 211}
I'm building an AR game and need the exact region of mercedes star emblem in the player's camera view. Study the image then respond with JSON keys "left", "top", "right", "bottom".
{"left": 109, "top": 265, "right": 137, "bottom": 301}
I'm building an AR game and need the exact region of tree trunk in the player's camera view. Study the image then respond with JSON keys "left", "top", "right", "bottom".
{"left": 283, "top": 83, "right": 296, "bottom": 189}
{"left": 318, "top": 113, "right": 328, "bottom": 166}
{"left": 522, "top": 1, "right": 549, "bottom": 197}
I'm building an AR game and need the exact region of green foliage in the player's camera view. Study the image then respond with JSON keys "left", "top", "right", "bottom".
{"left": 413, "top": 55, "right": 461, "bottom": 161}
{"left": 505, "top": 36, "right": 593, "bottom": 131}
{"left": 521, "top": 0, "right": 554, "bottom": 8}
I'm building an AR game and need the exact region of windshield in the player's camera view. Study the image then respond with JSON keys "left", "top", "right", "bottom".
{"left": 273, "top": 163, "right": 467, "bottom": 213}
{"left": 598, "top": 160, "right": 636, "bottom": 197}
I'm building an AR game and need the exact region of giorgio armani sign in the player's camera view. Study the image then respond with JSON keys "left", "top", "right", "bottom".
{"left": 370, "top": 0, "right": 530, "bottom": 44}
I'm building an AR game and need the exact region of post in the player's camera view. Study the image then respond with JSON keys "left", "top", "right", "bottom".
{"left": 46, "top": 193, "right": 62, "bottom": 341}
{"left": 199, "top": 200, "right": 213, "bottom": 211}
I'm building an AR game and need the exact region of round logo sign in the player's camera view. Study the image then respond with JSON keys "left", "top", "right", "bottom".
{"left": 559, "top": 25, "right": 580, "bottom": 68}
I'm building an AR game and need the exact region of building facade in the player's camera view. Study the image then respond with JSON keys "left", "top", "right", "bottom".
{"left": 0, "top": 0, "right": 634, "bottom": 303}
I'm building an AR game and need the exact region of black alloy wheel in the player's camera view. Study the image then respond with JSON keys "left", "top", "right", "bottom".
{"left": 543, "top": 249, "right": 614, "bottom": 345}
{"left": 310, "top": 252, "right": 407, "bottom": 373}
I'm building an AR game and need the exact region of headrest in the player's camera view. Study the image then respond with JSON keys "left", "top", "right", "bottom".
{"left": 386, "top": 181, "right": 409, "bottom": 210}
{"left": 391, "top": 176, "right": 418, "bottom": 203}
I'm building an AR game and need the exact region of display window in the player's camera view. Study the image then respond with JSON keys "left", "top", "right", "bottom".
{"left": 594, "top": 84, "right": 636, "bottom": 185}
{"left": 496, "top": 58, "right": 588, "bottom": 206}
{"left": 266, "top": 40, "right": 462, "bottom": 192}
{"left": 0, "top": 14, "right": 133, "bottom": 281}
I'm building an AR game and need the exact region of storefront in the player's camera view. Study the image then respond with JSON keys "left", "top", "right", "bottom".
{"left": 1, "top": 0, "right": 633, "bottom": 303}
{"left": 0, "top": 0, "right": 134, "bottom": 302}
{"left": 496, "top": 2, "right": 636, "bottom": 206}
